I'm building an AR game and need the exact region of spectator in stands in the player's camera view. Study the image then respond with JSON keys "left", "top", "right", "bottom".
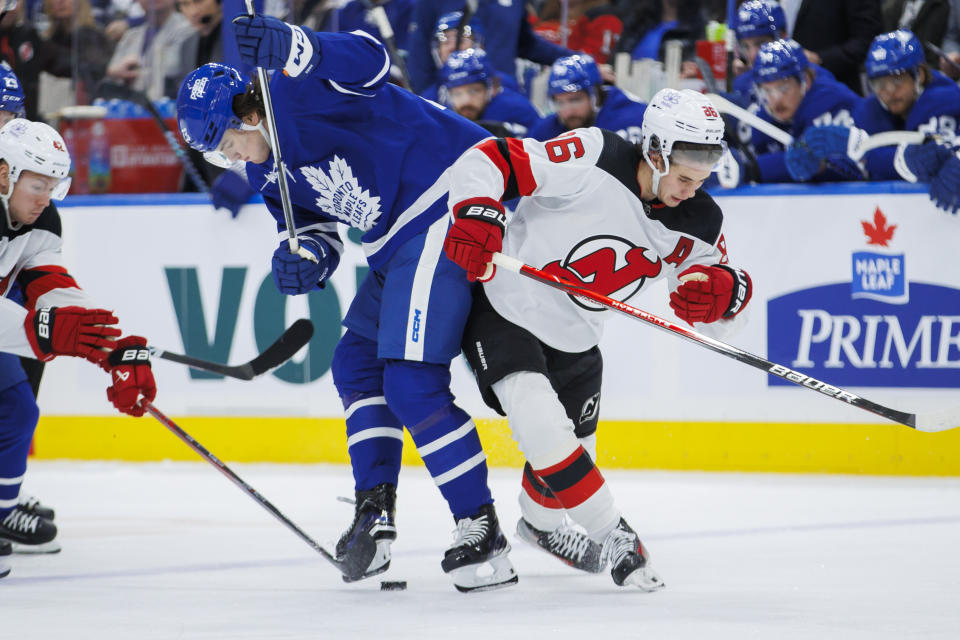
{"left": 407, "top": 0, "right": 573, "bottom": 95}
{"left": 532, "top": 0, "right": 623, "bottom": 64}
{"left": 106, "top": 0, "right": 194, "bottom": 100}
{"left": 440, "top": 48, "right": 540, "bottom": 136}
{"left": 528, "top": 53, "right": 646, "bottom": 143}
{"left": 881, "top": 0, "right": 951, "bottom": 67}
{"left": 727, "top": 39, "right": 862, "bottom": 184}
{"left": 790, "top": 0, "right": 883, "bottom": 94}
{"left": 0, "top": 0, "right": 49, "bottom": 119}
{"left": 38, "top": 0, "right": 112, "bottom": 113}
{"left": 618, "top": 0, "right": 704, "bottom": 62}
{"left": 942, "top": 0, "right": 960, "bottom": 79}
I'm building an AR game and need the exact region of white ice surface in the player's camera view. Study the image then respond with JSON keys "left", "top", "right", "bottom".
{"left": 4, "top": 462, "right": 960, "bottom": 639}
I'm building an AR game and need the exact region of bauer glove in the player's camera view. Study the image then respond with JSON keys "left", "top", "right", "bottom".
{"left": 443, "top": 201, "right": 506, "bottom": 282}
{"left": 105, "top": 336, "right": 157, "bottom": 417}
{"left": 24, "top": 306, "right": 121, "bottom": 366}
{"left": 669, "top": 264, "right": 752, "bottom": 325}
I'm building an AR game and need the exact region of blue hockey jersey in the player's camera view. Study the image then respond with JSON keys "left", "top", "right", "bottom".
{"left": 471, "top": 86, "right": 540, "bottom": 135}
{"left": 528, "top": 86, "right": 647, "bottom": 143}
{"left": 243, "top": 30, "right": 490, "bottom": 270}
{"left": 316, "top": 0, "right": 414, "bottom": 51}
{"left": 854, "top": 71, "right": 960, "bottom": 180}
{"left": 750, "top": 71, "right": 862, "bottom": 182}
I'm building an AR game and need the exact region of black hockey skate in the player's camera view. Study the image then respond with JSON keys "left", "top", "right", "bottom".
{"left": 335, "top": 483, "right": 397, "bottom": 583}
{"left": 516, "top": 518, "right": 604, "bottom": 573}
{"left": 441, "top": 504, "right": 518, "bottom": 593}
{"left": 18, "top": 494, "right": 55, "bottom": 521}
{"left": 600, "top": 518, "right": 664, "bottom": 591}
{"left": 0, "top": 505, "right": 60, "bottom": 554}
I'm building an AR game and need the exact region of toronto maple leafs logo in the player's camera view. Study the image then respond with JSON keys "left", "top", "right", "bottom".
{"left": 301, "top": 156, "right": 382, "bottom": 231}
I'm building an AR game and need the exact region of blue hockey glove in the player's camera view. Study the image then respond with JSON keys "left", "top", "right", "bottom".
{"left": 272, "top": 236, "right": 332, "bottom": 295}
{"left": 233, "top": 14, "right": 320, "bottom": 78}
{"left": 898, "top": 141, "right": 955, "bottom": 182}
{"left": 210, "top": 170, "right": 254, "bottom": 219}
{"left": 799, "top": 125, "right": 867, "bottom": 162}
{"left": 929, "top": 152, "right": 960, "bottom": 214}
{"left": 784, "top": 142, "right": 822, "bottom": 182}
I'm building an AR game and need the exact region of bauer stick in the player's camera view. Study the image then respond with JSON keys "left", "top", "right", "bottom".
{"left": 141, "top": 400, "right": 375, "bottom": 579}
{"left": 490, "top": 252, "right": 959, "bottom": 433}
{"left": 94, "top": 81, "right": 209, "bottom": 193}
{"left": 244, "top": 0, "right": 317, "bottom": 263}
{"left": 725, "top": 0, "right": 736, "bottom": 93}
{"left": 149, "top": 318, "right": 314, "bottom": 380}
{"left": 707, "top": 93, "right": 930, "bottom": 162}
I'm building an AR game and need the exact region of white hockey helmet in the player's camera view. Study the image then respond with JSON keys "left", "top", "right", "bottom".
{"left": 641, "top": 89, "right": 726, "bottom": 194}
{"left": 0, "top": 118, "right": 72, "bottom": 203}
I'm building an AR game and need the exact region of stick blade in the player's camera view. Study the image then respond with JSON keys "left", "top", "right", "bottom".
{"left": 246, "top": 318, "right": 315, "bottom": 377}
{"left": 914, "top": 407, "right": 960, "bottom": 433}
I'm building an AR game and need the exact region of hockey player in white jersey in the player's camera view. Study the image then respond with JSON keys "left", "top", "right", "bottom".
{"left": 443, "top": 89, "right": 753, "bottom": 589}
{"left": 0, "top": 119, "right": 157, "bottom": 576}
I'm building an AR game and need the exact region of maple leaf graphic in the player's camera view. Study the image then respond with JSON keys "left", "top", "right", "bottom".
{"left": 862, "top": 207, "right": 896, "bottom": 247}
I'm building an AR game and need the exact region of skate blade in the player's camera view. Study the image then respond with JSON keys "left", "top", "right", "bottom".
{"left": 623, "top": 566, "right": 666, "bottom": 592}
{"left": 11, "top": 540, "right": 61, "bottom": 554}
{"left": 450, "top": 549, "right": 518, "bottom": 593}
{"left": 341, "top": 538, "right": 391, "bottom": 583}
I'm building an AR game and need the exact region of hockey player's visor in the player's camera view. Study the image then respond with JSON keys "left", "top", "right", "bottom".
{"left": 51, "top": 176, "right": 71, "bottom": 200}
{"left": 670, "top": 141, "right": 728, "bottom": 172}
{"left": 203, "top": 149, "right": 235, "bottom": 169}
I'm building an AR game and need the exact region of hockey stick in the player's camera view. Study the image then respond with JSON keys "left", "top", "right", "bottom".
{"left": 362, "top": 1, "right": 413, "bottom": 90}
{"left": 244, "top": 0, "right": 316, "bottom": 263}
{"left": 456, "top": 0, "right": 478, "bottom": 50}
{"left": 924, "top": 41, "right": 960, "bottom": 75}
{"left": 725, "top": 0, "right": 736, "bottom": 93}
{"left": 707, "top": 93, "right": 930, "bottom": 162}
{"left": 490, "top": 252, "right": 959, "bottom": 433}
{"left": 148, "top": 318, "right": 314, "bottom": 380}
{"left": 94, "top": 81, "right": 209, "bottom": 193}
{"left": 141, "top": 401, "right": 375, "bottom": 579}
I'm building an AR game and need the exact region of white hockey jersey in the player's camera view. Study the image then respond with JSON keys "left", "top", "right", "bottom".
{"left": 448, "top": 127, "right": 747, "bottom": 353}
{"left": 0, "top": 204, "right": 93, "bottom": 358}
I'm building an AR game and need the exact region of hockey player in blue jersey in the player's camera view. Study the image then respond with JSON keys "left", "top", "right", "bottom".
{"left": 177, "top": 20, "right": 517, "bottom": 592}
{"left": 528, "top": 54, "right": 647, "bottom": 144}
{"left": 791, "top": 30, "right": 960, "bottom": 200}
{"left": 730, "top": 0, "right": 787, "bottom": 107}
{"left": 439, "top": 48, "right": 540, "bottom": 136}
{"left": 743, "top": 39, "right": 863, "bottom": 183}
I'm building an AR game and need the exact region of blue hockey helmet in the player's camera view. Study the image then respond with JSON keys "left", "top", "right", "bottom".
{"left": 753, "top": 39, "right": 809, "bottom": 84}
{"left": 434, "top": 11, "right": 484, "bottom": 46}
{"left": 865, "top": 30, "right": 924, "bottom": 79}
{"left": 440, "top": 48, "right": 494, "bottom": 90}
{"left": 0, "top": 61, "right": 25, "bottom": 117}
{"left": 547, "top": 54, "right": 602, "bottom": 98}
{"left": 176, "top": 63, "right": 246, "bottom": 153}
{"left": 734, "top": 1, "right": 786, "bottom": 41}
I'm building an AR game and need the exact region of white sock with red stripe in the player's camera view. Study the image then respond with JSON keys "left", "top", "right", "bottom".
{"left": 493, "top": 372, "right": 620, "bottom": 541}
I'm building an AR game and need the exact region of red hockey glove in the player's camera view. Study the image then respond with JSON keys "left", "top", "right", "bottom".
{"left": 105, "top": 336, "right": 156, "bottom": 417}
{"left": 669, "top": 264, "right": 752, "bottom": 325}
{"left": 25, "top": 306, "right": 121, "bottom": 365}
{"left": 443, "top": 201, "right": 506, "bottom": 282}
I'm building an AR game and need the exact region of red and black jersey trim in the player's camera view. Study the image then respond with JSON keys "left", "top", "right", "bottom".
{"left": 530, "top": 446, "right": 606, "bottom": 509}
{"left": 18, "top": 266, "right": 80, "bottom": 309}
{"left": 476, "top": 137, "right": 538, "bottom": 202}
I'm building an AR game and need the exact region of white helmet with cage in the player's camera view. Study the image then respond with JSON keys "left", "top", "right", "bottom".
{"left": 641, "top": 88, "right": 726, "bottom": 195}
{"left": 0, "top": 118, "right": 72, "bottom": 208}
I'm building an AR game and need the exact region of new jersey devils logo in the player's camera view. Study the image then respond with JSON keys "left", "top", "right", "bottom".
{"left": 541, "top": 236, "right": 662, "bottom": 311}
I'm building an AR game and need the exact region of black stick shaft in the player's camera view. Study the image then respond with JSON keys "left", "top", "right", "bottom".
{"left": 143, "top": 401, "right": 342, "bottom": 566}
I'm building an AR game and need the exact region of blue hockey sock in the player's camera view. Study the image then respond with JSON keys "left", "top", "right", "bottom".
{"left": 383, "top": 360, "right": 491, "bottom": 520}
{"left": 0, "top": 381, "right": 40, "bottom": 518}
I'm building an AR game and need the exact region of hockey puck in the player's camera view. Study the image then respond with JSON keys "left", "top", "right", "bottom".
{"left": 380, "top": 580, "right": 407, "bottom": 591}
